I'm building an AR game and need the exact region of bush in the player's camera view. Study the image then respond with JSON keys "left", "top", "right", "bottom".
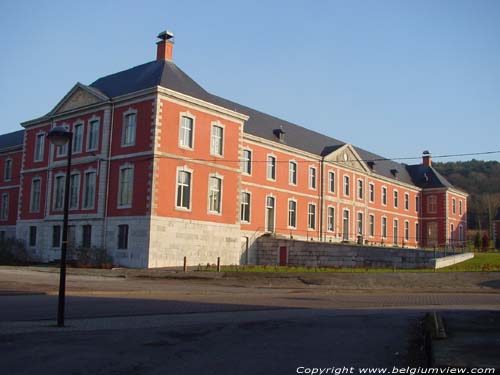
{"left": 0, "top": 238, "right": 31, "bottom": 265}
{"left": 68, "top": 246, "right": 113, "bottom": 269}
{"left": 482, "top": 233, "right": 490, "bottom": 251}
{"left": 474, "top": 232, "right": 482, "bottom": 250}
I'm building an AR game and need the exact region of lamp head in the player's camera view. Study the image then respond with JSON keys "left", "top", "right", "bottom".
{"left": 47, "top": 126, "right": 72, "bottom": 146}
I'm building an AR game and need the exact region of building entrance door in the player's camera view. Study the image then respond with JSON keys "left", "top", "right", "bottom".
{"left": 343, "top": 210, "right": 350, "bottom": 241}
{"left": 279, "top": 246, "right": 287, "bottom": 266}
{"left": 427, "top": 222, "right": 438, "bottom": 247}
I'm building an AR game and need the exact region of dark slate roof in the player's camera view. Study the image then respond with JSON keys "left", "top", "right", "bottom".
{"left": 91, "top": 60, "right": 213, "bottom": 102}
{"left": 405, "top": 164, "right": 456, "bottom": 189}
{"left": 89, "top": 59, "right": 449, "bottom": 188}
{"left": 0, "top": 130, "right": 24, "bottom": 151}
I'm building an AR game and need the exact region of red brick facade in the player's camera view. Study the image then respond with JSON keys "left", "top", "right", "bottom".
{"left": 0, "top": 33, "right": 468, "bottom": 267}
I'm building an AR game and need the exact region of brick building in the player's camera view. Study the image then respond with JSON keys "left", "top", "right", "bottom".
{"left": 0, "top": 32, "right": 468, "bottom": 267}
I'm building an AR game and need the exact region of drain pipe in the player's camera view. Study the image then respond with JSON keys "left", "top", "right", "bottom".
{"left": 319, "top": 156, "right": 325, "bottom": 241}
{"left": 102, "top": 103, "right": 115, "bottom": 249}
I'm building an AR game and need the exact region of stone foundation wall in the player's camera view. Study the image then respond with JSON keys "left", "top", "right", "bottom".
{"left": 16, "top": 218, "right": 105, "bottom": 262}
{"left": 148, "top": 216, "right": 241, "bottom": 268}
{"left": 105, "top": 216, "right": 151, "bottom": 268}
{"left": 257, "top": 236, "right": 470, "bottom": 269}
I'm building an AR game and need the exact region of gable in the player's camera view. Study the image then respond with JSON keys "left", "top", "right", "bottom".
{"left": 51, "top": 83, "right": 109, "bottom": 115}
{"left": 323, "top": 144, "right": 370, "bottom": 173}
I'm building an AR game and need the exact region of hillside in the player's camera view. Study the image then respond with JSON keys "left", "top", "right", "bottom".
{"left": 433, "top": 160, "right": 500, "bottom": 230}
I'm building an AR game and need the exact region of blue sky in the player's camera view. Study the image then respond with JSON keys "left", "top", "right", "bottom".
{"left": 1, "top": 0, "right": 499, "bottom": 162}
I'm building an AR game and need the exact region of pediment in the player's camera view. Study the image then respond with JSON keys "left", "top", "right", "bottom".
{"left": 51, "top": 83, "right": 108, "bottom": 115}
{"left": 324, "top": 144, "right": 370, "bottom": 173}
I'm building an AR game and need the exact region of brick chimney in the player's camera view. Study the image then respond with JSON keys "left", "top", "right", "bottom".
{"left": 156, "top": 31, "right": 174, "bottom": 61}
{"left": 422, "top": 150, "right": 432, "bottom": 167}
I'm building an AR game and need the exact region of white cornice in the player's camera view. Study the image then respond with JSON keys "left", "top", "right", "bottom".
{"left": 243, "top": 134, "right": 321, "bottom": 161}
{"left": 157, "top": 86, "right": 249, "bottom": 122}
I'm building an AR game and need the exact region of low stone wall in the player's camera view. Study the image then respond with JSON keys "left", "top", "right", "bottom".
{"left": 257, "top": 236, "right": 473, "bottom": 269}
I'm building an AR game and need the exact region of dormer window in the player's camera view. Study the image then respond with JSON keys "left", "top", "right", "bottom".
{"left": 391, "top": 169, "right": 399, "bottom": 178}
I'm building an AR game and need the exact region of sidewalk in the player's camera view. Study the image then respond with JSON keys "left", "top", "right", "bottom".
{"left": 2, "top": 265, "right": 499, "bottom": 293}
{"left": 430, "top": 311, "right": 500, "bottom": 369}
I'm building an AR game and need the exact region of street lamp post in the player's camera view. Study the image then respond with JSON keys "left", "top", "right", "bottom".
{"left": 47, "top": 126, "right": 73, "bottom": 327}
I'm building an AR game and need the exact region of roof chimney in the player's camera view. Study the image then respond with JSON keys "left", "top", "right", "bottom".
{"left": 422, "top": 150, "right": 432, "bottom": 167}
{"left": 156, "top": 30, "right": 174, "bottom": 61}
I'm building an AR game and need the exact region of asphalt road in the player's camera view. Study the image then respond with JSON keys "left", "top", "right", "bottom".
{"left": 0, "top": 268, "right": 499, "bottom": 375}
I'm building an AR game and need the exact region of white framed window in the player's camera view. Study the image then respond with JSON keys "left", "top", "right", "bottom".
{"left": 29, "top": 226, "right": 37, "bottom": 247}
{"left": 427, "top": 195, "right": 437, "bottom": 213}
{"left": 69, "top": 172, "right": 80, "bottom": 210}
{"left": 327, "top": 206, "right": 335, "bottom": 232}
{"left": 369, "top": 214, "right": 375, "bottom": 237}
{"left": 118, "top": 164, "right": 134, "bottom": 208}
{"left": 309, "top": 166, "right": 316, "bottom": 190}
{"left": 82, "top": 225, "right": 92, "bottom": 248}
{"left": 393, "top": 190, "right": 399, "bottom": 208}
{"left": 87, "top": 117, "right": 100, "bottom": 151}
{"left": 0, "top": 193, "right": 8, "bottom": 220}
{"left": 382, "top": 186, "right": 387, "bottom": 205}
{"left": 53, "top": 174, "right": 65, "bottom": 211}
{"left": 343, "top": 175, "right": 350, "bottom": 197}
{"left": 118, "top": 224, "right": 129, "bottom": 250}
{"left": 450, "top": 223, "right": 455, "bottom": 242}
{"left": 176, "top": 168, "right": 192, "bottom": 210}
{"left": 83, "top": 170, "right": 96, "bottom": 210}
{"left": 122, "top": 110, "right": 137, "bottom": 147}
{"left": 357, "top": 179, "right": 363, "bottom": 200}
{"left": 288, "top": 199, "right": 297, "bottom": 228}
{"left": 34, "top": 133, "right": 45, "bottom": 162}
{"left": 179, "top": 114, "right": 194, "bottom": 149}
{"left": 289, "top": 161, "right": 297, "bottom": 185}
{"left": 242, "top": 149, "right": 252, "bottom": 175}
{"left": 208, "top": 175, "right": 222, "bottom": 214}
{"left": 393, "top": 219, "right": 399, "bottom": 245}
{"left": 210, "top": 123, "right": 224, "bottom": 156}
{"left": 459, "top": 200, "right": 463, "bottom": 216}
{"left": 452, "top": 198, "right": 456, "bottom": 214}
{"left": 4, "top": 158, "right": 12, "bottom": 181}
{"left": 404, "top": 221, "right": 409, "bottom": 241}
{"left": 308, "top": 203, "right": 316, "bottom": 230}
{"left": 382, "top": 217, "right": 387, "bottom": 239}
{"left": 416, "top": 222, "right": 420, "bottom": 243}
{"left": 30, "top": 178, "right": 41, "bottom": 213}
{"left": 369, "top": 183, "right": 375, "bottom": 203}
{"left": 416, "top": 196, "right": 420, "bottom": 213}
{"left": 404, "top": 193, "right": 409, "bottom": 210}
{"left": 267, "top": 155, "right": 276, "bottom": 181}
{"left": 72, "top": 122, "right": 84, "bottom": 153}
{"left": 241, "top": 191, "right": 251, "bottom": 223}
{"left": 357, "top": 212, "right": 363, "bottom": 235}
{"left": 328, "top": 171, "right": 335, "bottom": 193}
{"left": 56, "top": 124, "right": 69, "bottom": 157}
{"left": 265, "top": 195, "right": 276, "bottom": 233}
{"left": 52, "top": 225, "right": 61, "bottom": 248}
{"left": 458, "top": 224, "right": 464, "bottom": 242}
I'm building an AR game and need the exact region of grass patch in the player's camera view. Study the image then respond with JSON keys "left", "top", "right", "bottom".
{"left": 212, "top": 252, "right": 500, "bottom": 273}
{"left": 437, "top": 252, "right": 500, "bottom": 272}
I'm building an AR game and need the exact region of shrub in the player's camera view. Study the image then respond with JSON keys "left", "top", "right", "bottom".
{"left": 68, "top": 246, "right": 113, "bottom": 269}
{"left": 474, "top": 232, "right": 482, "bottom": 250}
{"left": 0, "top": 238, "right": 31, "bottom": 265}
{"left": 481, "top": 233, "right": 490, "bottom": 251}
